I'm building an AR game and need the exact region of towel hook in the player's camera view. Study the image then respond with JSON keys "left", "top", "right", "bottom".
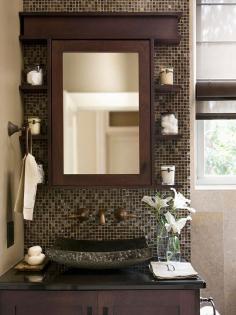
{"left": 8, "top": 121, "right": 25, "bottom": 137}
{"left": 8, "top": 121, "right": 32, "bottom": 155}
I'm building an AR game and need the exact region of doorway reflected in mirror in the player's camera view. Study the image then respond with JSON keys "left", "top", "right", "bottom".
{"left": 63, "top": 52, "right": 139, "bottom": 175}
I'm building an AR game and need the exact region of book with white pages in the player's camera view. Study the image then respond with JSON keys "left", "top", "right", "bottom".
{"left": 150, "top": 261, "right": 199, "bottom": 280}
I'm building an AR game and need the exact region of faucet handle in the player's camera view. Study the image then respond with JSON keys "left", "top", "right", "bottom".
{"left": 114, "top": 208, "right": 137, "bottom": 222}
{"left": 69, "top": 208, "right": 90, "bottom": 222}
{"left": 98, "top": 209, "right": 106, "bottom": 225}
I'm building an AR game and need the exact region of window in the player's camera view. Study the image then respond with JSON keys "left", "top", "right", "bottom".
{"left": 197, "top": 119, "right": 236, "bottom": 185}
{"left": 196, "top": 0, "right": 236, "bottom": 186}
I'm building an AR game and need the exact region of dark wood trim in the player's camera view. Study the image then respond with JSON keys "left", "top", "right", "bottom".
{"left": 47, "top": 39, "right": 52, "bottom": 185}
{"left": 19, "top": 84, "right": 47, "bottom": 93}
{"left": 156, "top": 84, "right": 182, "bottom": 94}
{"left": 19, "top": 12, "right": 182, "bottom": 18}
{"left": 156, "top": 134, "right": 182, "bottom": 140}
{"left": 155, "top": 183, "right": 183, "bottom": 190}
{"left": 150, "top": 39, "right": 155, "bottom": 185}
{"left": 196, "top": 81, "right": 236, "bottom": 100}
{"left": 49, "top": 184, "right": 183, "bottom": 190}
{"left": 19, "top": 135, "right": 48, "bottom": 141}
{"left": 20, "top": 12, "right": 181, "bottom": 44}
{"left": 156, "top": 37, "right": 182, "bottom": 44}
{"left": 196, "top": 113, "right": 236, "bottom": 120}
{"left": 52, "top": 40, "right": 152, "bottom": 186}
{"left": 19, "top": 36, "right": 47, "bottom": 43}
{"left": 19, "top": 35, "right": 181, "bottom": 45}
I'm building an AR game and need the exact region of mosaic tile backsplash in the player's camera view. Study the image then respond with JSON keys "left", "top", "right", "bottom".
{"left": 22, "top": 0, "right": 191, "bottom": 261}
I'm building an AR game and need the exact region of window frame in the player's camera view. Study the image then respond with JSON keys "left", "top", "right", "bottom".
{"left": 196, "top": 120, "right": 236, "bottom": 185}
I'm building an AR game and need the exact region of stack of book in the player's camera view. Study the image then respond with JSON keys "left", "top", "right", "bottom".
{"left": 150, "top": 261, "right": 199, "bottom": 280}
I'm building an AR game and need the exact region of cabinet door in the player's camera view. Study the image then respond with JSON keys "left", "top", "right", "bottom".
{"left": 0, "top": 291, "right": 97, "bottom": 315}
{"left": 98, "top": 290, "right": 200, "bottom": 315}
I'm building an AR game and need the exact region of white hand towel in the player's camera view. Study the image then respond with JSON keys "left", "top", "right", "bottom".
{"left": 14, "top": 156, "right": 26, "bottom": 214}
{"left": 23, "top": 153, "right": 41, "bottom": 221}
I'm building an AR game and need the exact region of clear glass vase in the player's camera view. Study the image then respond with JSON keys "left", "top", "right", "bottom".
{"left": 166, "top": 235, "right": 181, "bottom": 262}
{"left": 156, "top": 224, "right": 169, "bottom": 261}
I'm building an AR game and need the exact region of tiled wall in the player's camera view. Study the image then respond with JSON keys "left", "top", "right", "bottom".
{"left": 22, "top": 0, "right": 191, "bottom": 261}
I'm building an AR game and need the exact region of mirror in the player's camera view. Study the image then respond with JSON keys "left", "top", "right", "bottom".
{"left": 63, "top": 52, "right": 139, "bottom": 175}
{"left": 52, "top": 40, "right": 151, "bottom": 186}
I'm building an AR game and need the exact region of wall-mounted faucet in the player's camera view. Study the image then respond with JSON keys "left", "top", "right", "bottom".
{"left": 69, "top": 208, "right": 137, "bottom": 225}
{"left": 69, "top": 208, "right": 90, "bottom": 222}
{"left": 114, "top": 208, "right": 137, "bottom": 222}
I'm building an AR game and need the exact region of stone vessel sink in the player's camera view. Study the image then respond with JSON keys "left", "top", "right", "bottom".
{"left": 46, "top": 237, "right": 152, "bottom": 269}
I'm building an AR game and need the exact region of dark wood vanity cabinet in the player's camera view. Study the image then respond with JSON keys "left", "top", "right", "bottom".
{"left": 0, "top": 290, "right": 199, "bottom": 315}
{"left": 98, "top": 290, "right": 199, "bottom": 315}
{"left": 0, "top": 291, "right": 97, "bottom": 315}
{"left": 0, "top": 267, "right": 205, "bottom": 315}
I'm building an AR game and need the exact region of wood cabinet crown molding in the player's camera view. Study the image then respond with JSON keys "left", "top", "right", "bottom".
{"left": 20, "top": 12, "right": 182, "bottom": 44}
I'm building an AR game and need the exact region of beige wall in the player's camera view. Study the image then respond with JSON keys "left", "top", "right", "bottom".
{"left": 0, "top": 0, "right": 24, "bottom": 275}
{"left": 191, "top": 189, "right": 236, "bottom": 315}
{"left": 190, "top": 2, "right": 236, "bottom": 314}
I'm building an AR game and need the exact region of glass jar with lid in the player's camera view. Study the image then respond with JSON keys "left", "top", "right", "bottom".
{"left": 160, "top": 68, "right": 174, "bottom": 85}
{"left": 28, "top": 117, "right": 41, "bottom": 135}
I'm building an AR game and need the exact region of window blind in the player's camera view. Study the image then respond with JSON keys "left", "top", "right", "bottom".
{"left": 196, "top": 1, "right": 236, "bottom": 119}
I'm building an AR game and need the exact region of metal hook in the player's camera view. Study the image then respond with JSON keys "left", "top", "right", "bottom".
{"left": 8, "top": 121, "right": 32, "bottom": 155}
{"left": 8, "top": 121, "right": 25, "bottom": 137}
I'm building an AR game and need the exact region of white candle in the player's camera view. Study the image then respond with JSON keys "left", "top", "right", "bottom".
{"left": 160, "top": 68, "right": 174, "bottom": 85}
{"left": 161, "top": 166, "right": 175, "bottom": 185}
{"left": 28, "top": 117, "right": 41, "bottom": 135}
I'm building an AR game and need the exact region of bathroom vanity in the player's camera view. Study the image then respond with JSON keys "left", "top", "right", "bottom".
{"left": 5, "top": 11, "right": 206, "bottom": 315}
{"left": 0, "top": 264, "right": 205, "bottom": 315}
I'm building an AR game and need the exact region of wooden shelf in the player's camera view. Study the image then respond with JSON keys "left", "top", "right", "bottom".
{"left": 156, "top": 84, "right": 182, "bottom": 94}
{"left": 19, "top": 84, "right": 47, "bottom": 93}
{"left": 19, "top": 36, "right": 47, "bottom": 43}
{"left": 157, "top": 134, "right": 182, "bottom": 140}
{"left": 19, "top": 134, "right": 48, "bottom": 142}
{"left": 154, "top": 184, "right": 183, "bottom": 190}
{"left": 155, "top": 36, "right": 182, "bottom": 45}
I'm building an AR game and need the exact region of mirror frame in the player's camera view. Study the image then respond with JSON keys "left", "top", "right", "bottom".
{"left": 52, "top": 40, "right": 152, "bottom": 186}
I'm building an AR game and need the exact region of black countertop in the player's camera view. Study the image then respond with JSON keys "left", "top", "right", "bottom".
{"left": 0, "top": 263, "right": 206, "bottom": 291}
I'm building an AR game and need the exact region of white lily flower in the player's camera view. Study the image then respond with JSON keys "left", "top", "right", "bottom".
{"left": 170, "top": 188, "right": 196, "bottom": 213}
{"left": 142, "top": 195, "right": 172, "bottom": 211}
{"left": 164, "top": 211, "right": 192, "bottom": 235}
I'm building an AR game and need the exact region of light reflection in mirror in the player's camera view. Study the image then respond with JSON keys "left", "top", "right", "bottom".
{"left": 63, "top": 52, "right": 139, "bottom": 175}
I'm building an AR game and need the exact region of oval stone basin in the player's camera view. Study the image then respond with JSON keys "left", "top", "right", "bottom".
{"left": 46, "top": 237, "right": 152, "bottom": 269}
